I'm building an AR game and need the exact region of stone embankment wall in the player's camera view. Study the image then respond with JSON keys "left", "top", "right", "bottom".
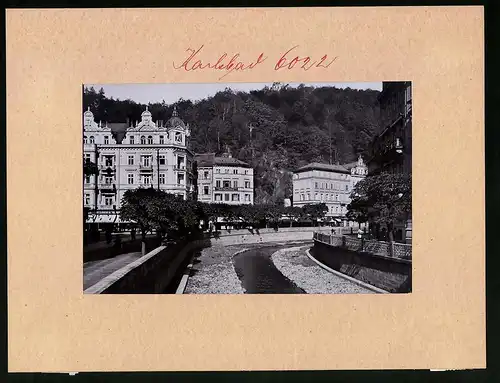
{"left": 211, "top": 227, "right": 317, "bottom": 246}
{"left": 87, "top": 227, "right": 321, "bottom": 294}
{"left": 85, "top": 237, "right": 210, "bottom": 294}
{"left": 312, "top": 240, "right": 412, "bottom": 293}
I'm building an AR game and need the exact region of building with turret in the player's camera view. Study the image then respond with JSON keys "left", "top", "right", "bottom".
{"left": 83, "top": 105, "right": 195, "bottom": 225}
{"left": 292, "top": 156, "right": 368, "bottom": 223}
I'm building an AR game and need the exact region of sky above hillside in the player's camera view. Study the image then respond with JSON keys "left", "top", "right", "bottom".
{"left": 85, "top": 82, "right": 383, "bottom": 105}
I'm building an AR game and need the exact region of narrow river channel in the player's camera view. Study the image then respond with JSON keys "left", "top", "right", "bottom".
{"left": 233, "top": 245, "right": 306, "bottom": 294}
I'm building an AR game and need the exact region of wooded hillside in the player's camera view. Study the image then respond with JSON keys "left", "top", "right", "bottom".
{"left": 84, "top": 83, "right": 381, "bottom": 204}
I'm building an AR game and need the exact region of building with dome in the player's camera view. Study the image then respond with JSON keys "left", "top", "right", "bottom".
{"left": 83, "top": 105, "right": 195, "bottom": 225}
{"left": 292, "top": 156, "right": 367, "bottom": 224}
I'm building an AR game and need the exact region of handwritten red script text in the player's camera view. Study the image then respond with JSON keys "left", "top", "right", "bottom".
{"left": 173, "top": 45, "right": 337, "bottom": 80}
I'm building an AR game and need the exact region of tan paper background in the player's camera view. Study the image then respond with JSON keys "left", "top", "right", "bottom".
{"left": 6, "top": 7, "right": 485, "bottom": 372}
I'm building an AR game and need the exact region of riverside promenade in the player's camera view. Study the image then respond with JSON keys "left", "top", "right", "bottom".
{"left": 83, "top": 227, "right": 383, "bottom": 294}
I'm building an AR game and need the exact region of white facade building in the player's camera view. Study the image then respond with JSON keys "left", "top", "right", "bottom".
{"left": 292, "top": 155, "right": 367, "bottom": 221}
{"left": 83, "top": 106, "right": 195, "bottom": 224}
{"left": 195, "top": 151, "right": 254, "bottom": 205}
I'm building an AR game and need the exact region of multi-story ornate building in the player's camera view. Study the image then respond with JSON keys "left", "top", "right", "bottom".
{"left": 366, "top": 81, "right": 412, "bottom": 243}
{"left": 292, "top": 156, "right": 367, "bottom": 223}
{"left": 367, "top": 81, "right": 412, "bottom": 175}
{"left": 195, "top": 150, "right": 254, "bottom": 205}
{"left": 83, "top": 106, "right": 195, "bottom": 225}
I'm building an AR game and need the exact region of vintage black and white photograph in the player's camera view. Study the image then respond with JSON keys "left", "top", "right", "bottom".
{"left": 82, "top": 81, "right": 412, "bottom": 295}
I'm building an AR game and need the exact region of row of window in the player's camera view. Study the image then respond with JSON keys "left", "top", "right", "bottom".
{"left": 213, "top": 180, "right": 252, "bottom": 189}
{"left": 313, "top": 182, "right": 350, "bottom": 191}
{"left": 85, "top": 154, "right": 184, "bottom": 167}
{"left": 329, "top": 206, "right": 346, "bottom": 214}
{"left": 297, "top": 172, "right": 349, "bottom": 180}
{"left": 299, "top": 193, "right": 344, "bottom": 202}
{"left": 84, "top": 136, "right": 100, "bottom": 144}
{"left": 85, "top": 173, "right": 185, "bottom": 186}
{"left": 126, "top": 133, "right": 183, "bottom": 145}
{"left": 215, "top": 168, "right": 250, "bottom": 175}
{"left": 214, "top": 193, "right": 252, "bottom": 202}
{"left": 84, "top": 193, "right": 114, "bottom": 206}
{"left": 83, "top": 133, "right": 183, "bottom": 145}
{"left": 352, "top": 168, "right": 367, "bottom": 175}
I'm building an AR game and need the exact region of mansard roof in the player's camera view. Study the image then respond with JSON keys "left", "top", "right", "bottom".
{"left": 294, "top": 162, "right": 350, "bottom": 174}
{"left": 194, "top": 153, "right": 251, "bottom": 168}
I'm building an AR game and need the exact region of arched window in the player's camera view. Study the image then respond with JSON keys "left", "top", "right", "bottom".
{"left": 89, "top": 136, "right": 94, "bottom": 144}
{"left": 140, "top": 136, "right": 146, "bottom": 144}
{"left": 147, "top": 136, "right": 153, "bottom": 144}
{"left": 83, "top": 136, "right": 87, "bottom": 144}
{"left": 175, "top": 132, "right": 182, "bottom": 143}
{"left": 129, "top": 135, "right": 135, "bottom": 144}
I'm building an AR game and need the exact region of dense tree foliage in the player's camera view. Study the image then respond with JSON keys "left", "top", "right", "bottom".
{"left": 84, "top": 84, "right": 380, "bottom": 204}
{"left": 346, "top": 172, "right": 411, "bottom": 241}
{"left": 302, "top": 203, "right": 329, "bottom": 226}
{"left": 120, "top": 188, "right": 329, "bottom": 249}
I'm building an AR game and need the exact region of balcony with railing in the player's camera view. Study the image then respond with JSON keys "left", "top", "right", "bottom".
{"left": 99, "top": 182, "right": 116, "bottom": 192}
{"left": 139, "top": 163, "right": 153, "bottom": 171}
{"left": 313, "top": 232, "right": 412, "bottom": 260}
{"left": 174, "top": 164, "right": 186, "bottom": 171}
{"left": 214, "top": 186, "right": 239, "bottom": 192}
{"left": 99, "top": 164, "right": 116, "bottom": 172}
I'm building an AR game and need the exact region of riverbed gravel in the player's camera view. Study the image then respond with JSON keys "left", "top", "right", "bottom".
{"left": 184, "top": 243, "right": 246, "bottom": 294}
{"left": 271, "top": 246, "right": 375, "bottom": 294}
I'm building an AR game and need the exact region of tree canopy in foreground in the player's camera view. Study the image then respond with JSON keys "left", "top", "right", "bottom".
{"left": 346, "top": 172, "right": 411, "bottom": 241}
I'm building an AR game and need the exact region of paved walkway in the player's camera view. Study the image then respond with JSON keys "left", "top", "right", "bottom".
{"left": 83, "top": 252, "right": 142, "bottom": 290}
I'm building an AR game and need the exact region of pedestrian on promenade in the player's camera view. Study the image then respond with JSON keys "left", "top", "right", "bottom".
{"left": 131, "top": 228, "right": 136, "bottom": 241}
{"left": 357, "top": 228, "right": 363, "bottom": 239}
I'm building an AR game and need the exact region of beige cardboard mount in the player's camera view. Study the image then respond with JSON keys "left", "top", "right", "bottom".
{"left": 6, "top": 7, "right": 485, "bottom": 372}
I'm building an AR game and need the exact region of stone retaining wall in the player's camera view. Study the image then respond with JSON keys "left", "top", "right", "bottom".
{"left": 86, "top": 228, "right": 320, "bottom": 294}
{"left": 87, "top": 237, "right": 211, "bottom": 294}
{"left": 312, "top": 240, "right": 412, "bottom": 293}
{"left": 212, "top": 227, "right": 316, "bottom": 246}
{"left": 83, "top": 236, "right": 160, "bottom": 263}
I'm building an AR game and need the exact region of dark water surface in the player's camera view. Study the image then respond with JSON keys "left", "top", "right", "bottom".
{"left": 233, "top": 246, "right": 306, "bottom": 294}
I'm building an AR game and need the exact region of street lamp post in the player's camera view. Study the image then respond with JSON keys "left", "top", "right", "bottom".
{"left": 156, "top": 148, "right": 160, "bottom": 190}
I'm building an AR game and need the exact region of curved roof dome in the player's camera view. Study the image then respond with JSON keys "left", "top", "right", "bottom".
{"left": 141, "top": 106, "right": 152, "bottom": 117}
{"left": 167, "top": 106, "right": 186, "bottom": 129}
{"left": 84, "top": 106, "right": 94, "bottom": 117}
